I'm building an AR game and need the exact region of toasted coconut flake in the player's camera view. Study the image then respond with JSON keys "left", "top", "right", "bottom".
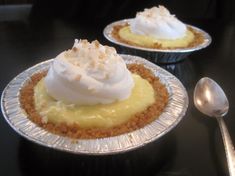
{"left": 72, "top": 47, "right": 78, "bottom": 52}
{"left": 75, "top": 75, "right": 82, "bottom": 81}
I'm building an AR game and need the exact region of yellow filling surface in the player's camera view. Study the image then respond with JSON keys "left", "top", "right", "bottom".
{"left": 119, "top": 26, "right": 195, "bottom": 48}
{"left": 34, "top": 74, "right": 155, "bottom": 129}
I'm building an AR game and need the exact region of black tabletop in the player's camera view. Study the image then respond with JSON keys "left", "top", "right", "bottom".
{"left": 1, "top": 5, "right": 235, "bottom": 176}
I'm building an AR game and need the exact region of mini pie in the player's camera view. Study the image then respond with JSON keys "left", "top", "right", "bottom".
{"left": 111, "top": 6, "right": 204, "bottom": 50}
{"left": 20, "top": 40, "right": 168, "bottom": 139}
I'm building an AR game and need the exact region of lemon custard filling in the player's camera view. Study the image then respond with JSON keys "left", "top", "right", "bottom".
{"left": 118, "top": 25, "right": 195, "bottom": 48}
{"left": 34, "top": 74, "right": 155, "bottom": 128}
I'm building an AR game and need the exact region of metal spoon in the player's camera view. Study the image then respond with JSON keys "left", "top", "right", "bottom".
{"left": 194, "top": 77, "right": 235, "bottom": 176}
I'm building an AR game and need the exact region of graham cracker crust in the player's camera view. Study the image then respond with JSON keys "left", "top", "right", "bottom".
{"left": 112, "top": 23, "right": 205, "bottom": 49}
{"left": 20, "top": 64, "right": 168, "bottom": 139}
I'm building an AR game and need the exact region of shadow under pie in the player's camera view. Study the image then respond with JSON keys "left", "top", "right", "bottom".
{"left": 18, "top": 130, "right": 177, "bottom": 176}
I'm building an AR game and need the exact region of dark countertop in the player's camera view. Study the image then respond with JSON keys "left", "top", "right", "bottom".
{"left": 1, "top": 5, "right": 235, "bottom": 176}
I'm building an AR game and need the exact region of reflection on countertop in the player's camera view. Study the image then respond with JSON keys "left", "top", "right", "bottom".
{"left": 159, "top": 58, "right": 196, "bottom": 90}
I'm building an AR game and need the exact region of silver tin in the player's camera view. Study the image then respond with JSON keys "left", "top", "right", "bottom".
{"left": 103, "top": 19, "right": 212, "bottom": 63}
{"left": 1, "top": 55, "right": 188, "bottom": 155}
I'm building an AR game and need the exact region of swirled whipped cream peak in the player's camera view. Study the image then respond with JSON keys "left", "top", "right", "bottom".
{"left": 44, "top": 39, "right": 134, "bottom": 105}
{"left": 130, "top": 5, "right": 187, "bottom": 40}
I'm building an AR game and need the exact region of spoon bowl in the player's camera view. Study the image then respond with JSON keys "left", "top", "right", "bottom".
{"left": 194, "top": 77, "right": 229, "bottom": 117}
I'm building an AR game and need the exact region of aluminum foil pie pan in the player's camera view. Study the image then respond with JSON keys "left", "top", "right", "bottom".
{"left": 1, "top": 55, "right": 188, "bottom": 155}
{"left": 103, "top": 19, "right": 212, "bottom": 63}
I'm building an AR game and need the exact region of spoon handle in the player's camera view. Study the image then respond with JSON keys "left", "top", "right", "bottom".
{"left": 217, "top": 117, "right": 235, "bottom": 176}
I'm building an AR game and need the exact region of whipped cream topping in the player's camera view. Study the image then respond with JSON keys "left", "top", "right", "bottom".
{"left": 44, "top": 39, "right": 134, "bottom": 105}
{"left": 130, "top": 6, "right": 187, "bottom": 40}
